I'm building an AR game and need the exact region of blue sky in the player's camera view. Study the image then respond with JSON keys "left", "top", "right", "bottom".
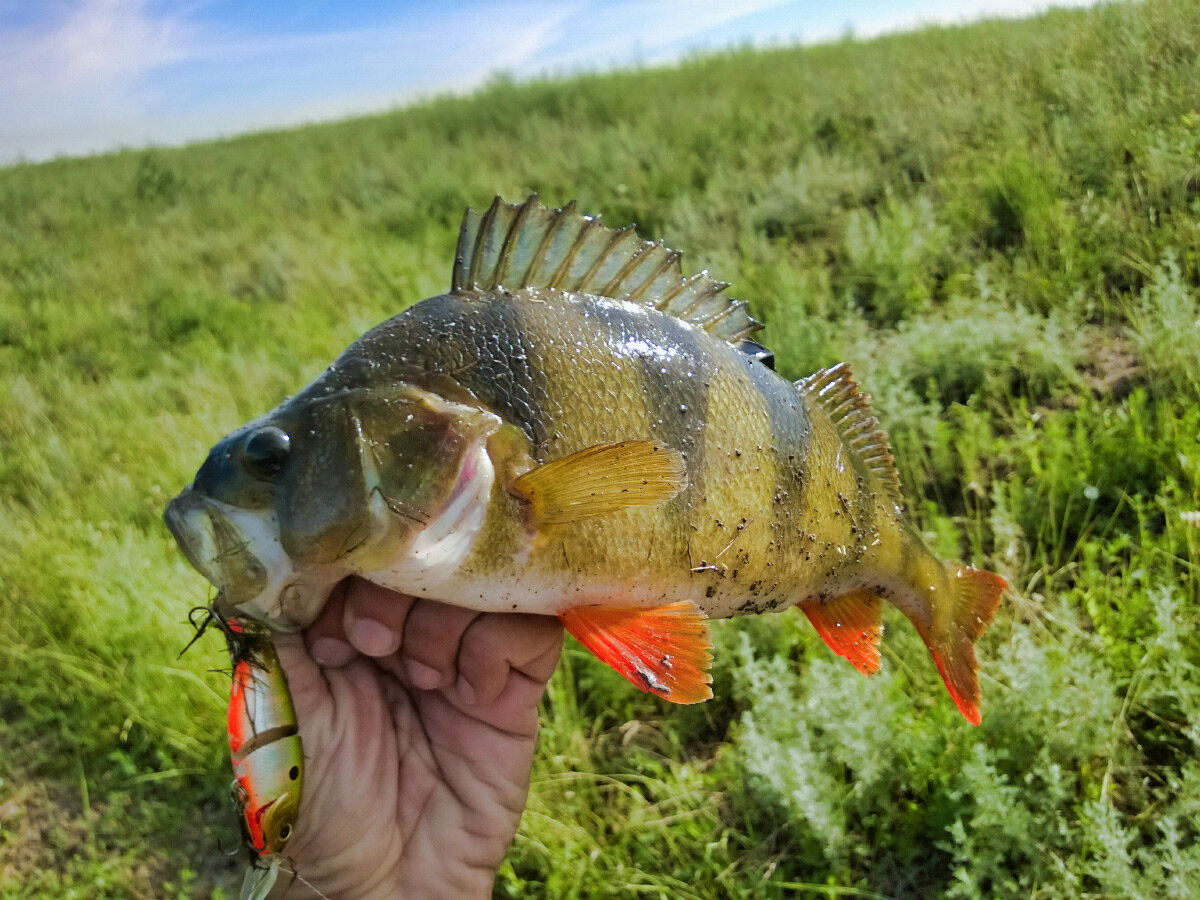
{"left": 0, "top": 0, "right": 1099, "bottom": 164}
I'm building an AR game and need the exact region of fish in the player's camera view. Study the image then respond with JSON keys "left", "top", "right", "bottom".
{"left": 165, "top": 195, "right": 1006, "bottom": 724}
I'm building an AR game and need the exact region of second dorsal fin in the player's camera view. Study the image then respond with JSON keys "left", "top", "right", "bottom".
{"left": 795, "top": 363, "right": 904, "bottom": 510}
{"left": 452, "top": 195, "right": 764, "bottom": 348}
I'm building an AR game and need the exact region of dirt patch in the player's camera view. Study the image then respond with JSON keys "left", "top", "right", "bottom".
{"left": 1081, "top": 329, "right": 1141, "bottom": 400}
{"left": 0, "top": 769, "right": 241, "bottom": 896}
{"left": 0, "top": 776, "right": 155, "bottom": 896}
{"left": 1, "top": 775, "right": 81, "bottom": 884}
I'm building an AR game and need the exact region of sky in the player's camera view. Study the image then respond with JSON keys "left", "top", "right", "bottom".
{"left": 0, "top": 0, "right": 1101, "bottom": 165}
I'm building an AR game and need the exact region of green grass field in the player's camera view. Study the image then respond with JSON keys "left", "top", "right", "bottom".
{"left": 3, "top": 0, "right": 1199, "bottom": 895}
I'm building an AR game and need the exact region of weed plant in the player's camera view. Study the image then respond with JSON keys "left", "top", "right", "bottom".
{"left": 2, "top": 0, "right": 1199, "bottom": 895}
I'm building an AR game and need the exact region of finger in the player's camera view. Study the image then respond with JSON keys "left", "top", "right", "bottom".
{"left": 401, "top": 599, "right": 481, "bottom": 691}
{"left": 304, "top": 579, "right": 355, "bottom": 667}
{"left": 273, "top": 631, "right": 331, "bottom": 715}
{"left": 455, "top": 614, "right": 564, "bottom": 706}
{"left": 509, "top": 617, "right": 565, "bottom": 684}
{"left": 342, "top": 577, "right": 416, "bottom": 660}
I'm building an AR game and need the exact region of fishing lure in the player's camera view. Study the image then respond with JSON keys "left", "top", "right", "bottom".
{"left": 224, "top": 618, "right": 303, "bottom": 898}
{"left": 226, "top": 619, "right": 303, "bottom": 858}
{"left": 185, "top": 606, "right": 304, "bottom": 898}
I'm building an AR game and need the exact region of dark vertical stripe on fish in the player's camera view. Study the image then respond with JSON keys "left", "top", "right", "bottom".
{"left": 749, "top": 358, "right": 813, "bottom": 583}
{"left": 354, "top": 293, "right": 554, "bottom": 457}
{"left": 590, "top": 297, "right": 712, "bottom": 556}
{"left": 453, "top": 293, "right": 552, "bottom": 456}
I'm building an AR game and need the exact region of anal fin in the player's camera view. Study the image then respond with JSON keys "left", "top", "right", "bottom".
{"left": 559, "top": 601, "right": 713, "bottom": 704}
{"left": 801, "top": 590, "right": 883, "bottom": 675}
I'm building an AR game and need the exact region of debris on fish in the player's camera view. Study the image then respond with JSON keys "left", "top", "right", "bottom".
{"left": 165, "top": 196, "right": 1006, "bottom": 723}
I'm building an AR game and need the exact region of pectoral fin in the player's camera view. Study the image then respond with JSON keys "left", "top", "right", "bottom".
{"left": 511, "top": 441, "right": 687, "bottom": 526}
{"left": 801, "top": 590, "right": 884, "bottom": 675}
{"left": 559, "top": 601, "right": 713, "bottom": 704}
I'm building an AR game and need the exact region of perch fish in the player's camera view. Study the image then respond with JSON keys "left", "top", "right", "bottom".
{"left": 165, "top": 196, "right": 1006, "bottom": 723}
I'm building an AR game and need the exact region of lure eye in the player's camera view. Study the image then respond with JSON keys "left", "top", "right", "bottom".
{"left": 242, "top": 426, "right": 291, "bottom": 482}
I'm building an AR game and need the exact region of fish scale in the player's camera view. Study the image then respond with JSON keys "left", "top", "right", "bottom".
{"left": 165, "top": 195, "right": 1006, "bottom": 723}
{"left": 448, "top": 291, "right": 871, "bottom": 615}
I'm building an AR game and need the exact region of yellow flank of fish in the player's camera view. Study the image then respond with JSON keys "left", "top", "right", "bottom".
{"left": 165, "top": 196, "right": 1007, "bottom": 725}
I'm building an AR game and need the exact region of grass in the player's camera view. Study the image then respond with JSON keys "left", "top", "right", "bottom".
{"left": 2, "top": 0, "right": 1200, "bottom": 895}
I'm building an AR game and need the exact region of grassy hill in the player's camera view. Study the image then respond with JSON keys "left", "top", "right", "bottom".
{"left": 2, "top": 0, "right": 1199, "bottom": 895}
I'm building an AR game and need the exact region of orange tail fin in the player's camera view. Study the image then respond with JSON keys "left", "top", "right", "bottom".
{"left": 918, "top": 566, "right": 1006, "bottom": 726}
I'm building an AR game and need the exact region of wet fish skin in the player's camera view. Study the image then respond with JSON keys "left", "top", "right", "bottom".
{"left": 165, "top": 195, "right": 1005, "bottom": 722}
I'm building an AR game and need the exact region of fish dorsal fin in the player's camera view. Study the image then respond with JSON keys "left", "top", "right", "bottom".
{"left": 452, "top": 195, "right": 764, "bottom": 348}
{"left": 796, "top": 363, "right": 904, "bottom": 509}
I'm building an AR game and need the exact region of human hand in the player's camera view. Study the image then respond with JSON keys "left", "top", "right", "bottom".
{"left": 267, "top": 577, "right": 564, "bottom": 898}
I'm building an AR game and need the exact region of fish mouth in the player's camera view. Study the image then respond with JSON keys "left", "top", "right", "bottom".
{"left": 164, "top": 490, "right": 328, "bottom": 629}
{"left": 164, "top": 490, "right": 268, "bottom": 603}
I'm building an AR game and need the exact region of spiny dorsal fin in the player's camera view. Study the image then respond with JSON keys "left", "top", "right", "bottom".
{"left": 452, "top": 195, "right": 765, "bottom": 349}
{"left": 795, "top": 363, "right": 903, "bottom": 510}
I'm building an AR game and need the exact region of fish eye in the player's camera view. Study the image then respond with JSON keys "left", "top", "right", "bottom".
{"left": 242, "top": 426, "right": 291, "bottom": 482}
{"left": 277, "top": 823, "right": 292, "bottom": 843}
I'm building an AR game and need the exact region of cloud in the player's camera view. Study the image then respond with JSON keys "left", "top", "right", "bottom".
{"left": 0, "top": 0, "right": 193, "bottom": 128}
{"left": 0, "top": 1, "right": 578, "bottom": 160}
{"left": 525, "top": 0, "right": 801, "bottom": 72}
{"left": 0, "top": 0, "right": 1103, "bottom": 164}
{"left": 0, "top": 0, "right": 793, "bottom": 149}
{"left": 843, "top": 0, "right": 1101, "bottom": 40}
{"left": 127, "top": 3, "right": 579, "bottom": 132}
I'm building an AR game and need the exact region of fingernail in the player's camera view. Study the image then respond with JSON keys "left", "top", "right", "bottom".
{"left": 455, "top": 675, "right": 477, "bottom": 705}
{"left": 348, "top": 617, "right": 399, "bottom": 657}
{"left": 405, "top": 659, "right": 443, "bottom": 690}
{"left": 311, "top": 638, "right": 354, "bottom": 667}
